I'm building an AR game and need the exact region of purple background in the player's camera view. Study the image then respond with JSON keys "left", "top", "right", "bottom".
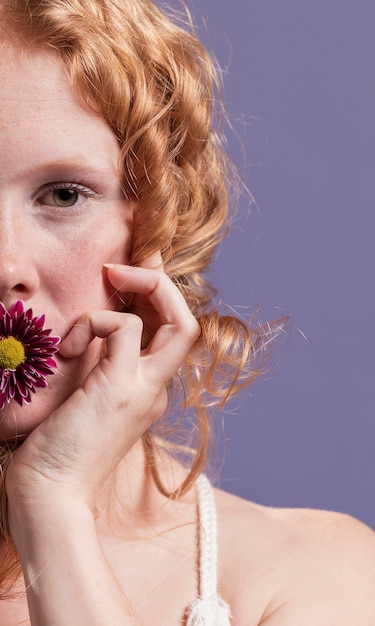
{"left": 193, "top": 1, "right": 375, "bottom": 528}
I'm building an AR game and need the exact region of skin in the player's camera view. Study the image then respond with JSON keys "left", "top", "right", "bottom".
{"left": 0, "top": 44, "right": 375, "bottom": 626}
{"left": 0, "top": 44, "right": 134, "bottom": 439}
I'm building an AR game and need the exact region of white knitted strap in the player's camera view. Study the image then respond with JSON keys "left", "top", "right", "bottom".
{"left": 196, "top": 473, "right": 218, "bottom": 599}
{"left": 185, "top": 475, "right": 231, "bottom": 626}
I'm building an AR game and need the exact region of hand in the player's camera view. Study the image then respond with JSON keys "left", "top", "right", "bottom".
{"left": 5, "top": 263, "right": 200, "bottom": 514}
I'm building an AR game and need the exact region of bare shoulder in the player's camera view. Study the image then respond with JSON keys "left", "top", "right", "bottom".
{"left": 214, "top": 488, "right": 375, "bottom": 626}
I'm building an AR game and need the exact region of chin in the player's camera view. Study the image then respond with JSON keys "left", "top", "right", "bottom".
{"left": 0, "top": 389, "right": 56, "bottom": 443}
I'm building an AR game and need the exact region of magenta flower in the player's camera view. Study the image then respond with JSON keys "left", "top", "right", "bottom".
{"left": 0, "top": 301, "right": 60, "bottom": 409}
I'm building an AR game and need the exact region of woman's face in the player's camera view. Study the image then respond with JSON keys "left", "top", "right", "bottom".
{"left": 0, "top": 44, "right": 133, "bottom": 438}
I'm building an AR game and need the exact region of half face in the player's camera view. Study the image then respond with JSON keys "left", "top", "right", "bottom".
{"left": 0, "top": 44, "right": 133, "bottom": 438}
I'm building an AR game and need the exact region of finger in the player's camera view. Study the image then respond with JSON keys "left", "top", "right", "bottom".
{"left": 104, "top": 254, "right": 163, "bottom": 314}
{"left": 104, "top": 265, "right": 190, "bottom": 324}
{"left": 59, "top": 310, "right": 143, "bottom": 364}
{"left": 105, "top": 265, "right": 200, "bottom": 381}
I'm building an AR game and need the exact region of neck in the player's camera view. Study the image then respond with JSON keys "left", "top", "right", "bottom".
{"left": 94, "top": 438, "right": 195, "bottom": 539}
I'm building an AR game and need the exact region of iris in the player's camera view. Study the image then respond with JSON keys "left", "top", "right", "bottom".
{"left": 0, "top": 301, "right": 60, "bottom": 409}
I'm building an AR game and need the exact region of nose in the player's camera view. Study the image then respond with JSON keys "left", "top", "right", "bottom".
{"left": 0, "top": 208, "right": 40, "bottom": 305}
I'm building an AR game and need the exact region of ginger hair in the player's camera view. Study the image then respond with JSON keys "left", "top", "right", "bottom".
{"left": 0, "top": 0, "right": 286, "bottom": 595}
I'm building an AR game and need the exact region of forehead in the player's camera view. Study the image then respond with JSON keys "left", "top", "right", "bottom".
{"left": 0, "top": 44, "right": 119, "bottom": 172}
{"left": 0, "top": 45, "right": 75, "bottom": 118}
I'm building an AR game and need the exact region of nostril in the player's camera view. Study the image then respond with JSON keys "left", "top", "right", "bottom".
{"left": 14, "top": 284, "right": 28, "bottom": 293}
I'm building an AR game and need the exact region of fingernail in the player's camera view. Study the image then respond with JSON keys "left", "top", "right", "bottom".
{"left": 103, "top": 263, "right": 132, "bottom": 271}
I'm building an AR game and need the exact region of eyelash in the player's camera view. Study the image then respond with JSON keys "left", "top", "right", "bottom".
{"left": 36, "top": 182, "right": 98, "bottom": 209}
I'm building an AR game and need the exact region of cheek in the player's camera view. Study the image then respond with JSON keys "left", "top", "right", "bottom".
{"left": 42, "top": 217, "right": 132, "bottom": 328}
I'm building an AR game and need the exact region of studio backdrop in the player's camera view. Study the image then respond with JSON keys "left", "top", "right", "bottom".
{"left": 191, "top": 0, "right": 375, "bottom": 529}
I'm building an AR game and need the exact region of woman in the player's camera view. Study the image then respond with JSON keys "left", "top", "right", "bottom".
{"left": 0, "top": 1, "right": 374, "bottom": 624}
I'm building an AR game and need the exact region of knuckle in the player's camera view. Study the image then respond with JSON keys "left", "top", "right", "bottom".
{"left": 123, "top": 312, "right": 144, "bottom": 333}
{"left": 182, "top": 315, "right": 201, "bottom": 343}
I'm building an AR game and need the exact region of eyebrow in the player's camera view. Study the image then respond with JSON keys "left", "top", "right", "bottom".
{"left": 26, "top": 159, "right": 118, "bottom": 178}
{"left": 0, "top": 156, "right": 123, "bottom": 191}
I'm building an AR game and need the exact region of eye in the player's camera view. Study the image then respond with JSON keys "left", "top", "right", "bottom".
{"left": 36, "top": 183, "right": 95, "bottom": 208}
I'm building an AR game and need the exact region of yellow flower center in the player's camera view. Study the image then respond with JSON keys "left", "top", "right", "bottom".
{"left": 0, "top": 337, "right": 26, "bottom": 370}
